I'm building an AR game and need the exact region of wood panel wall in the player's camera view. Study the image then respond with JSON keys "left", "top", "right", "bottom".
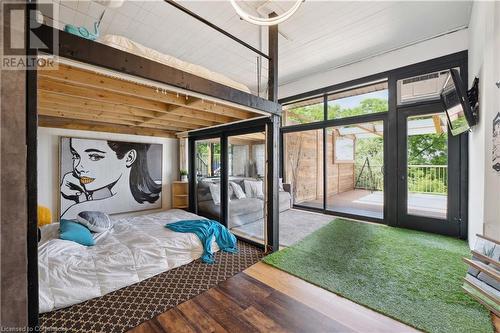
{"left": 284, "top": 130, "right": 355, "bottom": 204}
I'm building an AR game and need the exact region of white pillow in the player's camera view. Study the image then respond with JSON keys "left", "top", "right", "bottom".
{"left": 209, "top": 183, "right": 221, "bottom": 205}
{"left": 209, "top": 183, "right": 231, "bottom": 206}
{"left": 76, "top": 211, "right": 112, "bottom": 233}
{"left": 244, "top": 180, "right": 264, "bottom": 198}
{"left": 230, "top": 181, "right": 246, "bottom": 199}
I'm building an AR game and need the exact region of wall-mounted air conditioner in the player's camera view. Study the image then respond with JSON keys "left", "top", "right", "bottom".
{"left": 397, "top": 69, "right": 458, "bottom": 105}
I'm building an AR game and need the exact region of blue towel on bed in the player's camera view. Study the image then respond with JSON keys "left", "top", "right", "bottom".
{"left": 165, "top": 219, "right": 238, "bottom": 264}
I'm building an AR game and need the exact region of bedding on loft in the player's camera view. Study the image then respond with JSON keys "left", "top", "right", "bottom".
{"left": 38, "top": 209, "right": 223, "bottom": 313}
{"left": 99, "top": 34, "right": 251, "bottom": 93}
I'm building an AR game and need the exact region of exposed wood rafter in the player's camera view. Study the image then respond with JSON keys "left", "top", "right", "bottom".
{"left": 39, "top": 116, "right": 177, "bottom": 138}
{"left": 37, "top": 63, "right": 265, "bottom": 136}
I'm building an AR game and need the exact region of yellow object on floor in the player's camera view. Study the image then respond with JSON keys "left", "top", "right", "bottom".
{"left": 38, "top": 205, "right": 52, "bottom": 227}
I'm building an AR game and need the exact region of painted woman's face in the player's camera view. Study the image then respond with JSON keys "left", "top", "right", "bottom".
{"left": 70, "top": 139, "right": 134, "bottom": 192}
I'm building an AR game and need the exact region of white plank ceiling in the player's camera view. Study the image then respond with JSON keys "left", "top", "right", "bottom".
{"left": 45, "top": 0, "right": 472, "bottom": 96}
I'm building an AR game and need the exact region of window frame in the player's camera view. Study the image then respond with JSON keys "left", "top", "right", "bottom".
{"left": 279, "top": 51, "right": 468, "bottom": 238}
{"left": 326, "top": 81, "right": 389, "bottom": 120}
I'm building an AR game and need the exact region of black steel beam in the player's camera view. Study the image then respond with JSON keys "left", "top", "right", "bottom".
{"left": 266, "top": 16, "right": 280, "bottom": 251}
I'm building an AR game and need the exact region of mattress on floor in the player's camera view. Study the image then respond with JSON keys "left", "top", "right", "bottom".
{"left": 38, "top": 209, "right": 219, "bottom": 313}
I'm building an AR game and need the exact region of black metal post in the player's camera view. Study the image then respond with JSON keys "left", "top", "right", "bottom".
{"left": 266, "top": 16, "right": 280, "bottom": 251}
{"left": 220, "top": 135, "right": 228, "bottom": 227}
{"left": 266, "top": 116, "right": 280, "bottom": 252}
{"left": 188, "top": 138, "right": 197, "bottom": 213}
{"left": 268, "top": 15, "right": 279, "bottom": 102}
{"left": 26, "top": 0, "right": 39, "bottom": 328}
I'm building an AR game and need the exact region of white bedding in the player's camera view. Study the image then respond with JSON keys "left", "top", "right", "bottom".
{"left": 100, "top": 34, "right": 251, "bottom": 93}
{"left": 38, "top": 209, "right": 219, "bottom": 313}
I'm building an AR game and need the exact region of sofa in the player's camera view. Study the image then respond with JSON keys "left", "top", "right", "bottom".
{"left": 197, "top": 177, "right": 292, "bottom": 229}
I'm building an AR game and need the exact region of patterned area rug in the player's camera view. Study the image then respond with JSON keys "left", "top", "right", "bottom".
{"left": 39, "top": 240, "right": 263, "bottom": 333}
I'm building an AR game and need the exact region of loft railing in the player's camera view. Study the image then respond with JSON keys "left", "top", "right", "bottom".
{"left": 355, "top": 164, "right": 448, "bottom": 195}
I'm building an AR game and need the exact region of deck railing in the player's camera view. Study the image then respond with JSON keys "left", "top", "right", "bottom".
{"left": 355, "top": 164, "right": 448, "bottom": 194}
{"left": 407, "top": 165, "right": 447, "bottom": 194}
{"left": 354, "top": 164, "right": 384, "bottom": 192}
{"left": 196, "top": 153, "right": 221, "bottom": 177}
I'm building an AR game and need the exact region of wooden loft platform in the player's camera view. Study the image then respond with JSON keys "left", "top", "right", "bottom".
{"left": 33, "top": 24, "right": 280, "bottom": 118}
{"left": 37, "top": 63, "right": 265, "bottom": 138}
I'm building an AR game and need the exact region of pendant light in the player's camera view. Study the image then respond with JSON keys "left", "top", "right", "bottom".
{"left": 229, "top": 0, "right": 304, "bottom": 26}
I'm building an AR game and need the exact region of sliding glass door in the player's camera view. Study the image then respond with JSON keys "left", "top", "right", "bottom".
{"left": 283, "top": 129, "right": 324, "bottom": 209}
{"left": 226, "top": 131, "right": 267, "bottom": 245}
{"left": 325, "top": 121, "right": 384, "bottom": 219}
{"left": 194, "top": 138, "right": 221, "bottom": 221}
{"left": 188, "top": 117, "right": 279, "bottom": 249}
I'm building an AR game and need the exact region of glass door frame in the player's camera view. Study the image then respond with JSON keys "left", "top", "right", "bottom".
{"left": 280, "top": 51, "right": 469, "bottom": 238}
{"left": 281, "top": 110, "right": 389, "bottom": 224}
{"left": 188, "top": 117, "right": 280, "bottom": 250}
{"left": 324, "top": 117, "right": 387, "bottom": 221}
{"left": 396, "top": 103, "right": 464, "bottom": 236}
{"left": 226, "top": 128, "right": 268, "bottom": 246}
{"left": 193, "top": 137, "right": 223, "bottom": 222}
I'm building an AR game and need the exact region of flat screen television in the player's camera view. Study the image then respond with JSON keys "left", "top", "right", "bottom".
{"left": 440, "top": 69, "right": 477, "bottom": 136}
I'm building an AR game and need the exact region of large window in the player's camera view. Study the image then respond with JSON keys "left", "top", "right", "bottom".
{"left": 327, "top": 81, "right": 388, "bottom": 119}
{"left": 280, "top": 53, "right": 467, "bottom": 238}
{"left": 283, "top": 97, "right": 324, "bottom": 126}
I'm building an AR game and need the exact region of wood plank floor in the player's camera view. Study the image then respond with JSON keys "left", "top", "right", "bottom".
{"left": 128, "top": 262, "right": 419, "bottom": 333}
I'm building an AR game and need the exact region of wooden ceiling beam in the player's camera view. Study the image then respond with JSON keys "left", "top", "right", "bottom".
{"left": 229, "top": 138, "right": 264, "bottom": 145}
{"left": 38, "top": 80, "right": 240, "bottom": 124}
{"left": 39, "top": 64, "right": 257, "bottom": 119}
{"left": 39, "top": 101, "right": 147, "bottom": 123}
{"left": 136, "top": 104, "right": 221, "bottom": 128}
{"left": 39, "top": 116, "right": 176, "bottom": 138}
{"left": 38, "top": 100, "right": 203, "bottom": 130}
{"left": 39, "top": 108, "right": 139, "bottom": 126}
{"left": 235, "top": 133, "right": 266, "bottom": 141}
{"left": 354, "top": 124, "right": 383, "bottom": 137}
{"left": 185, "top": 97, "right": 255, "bottom": 119}
{"left": 39, "top": 108, "right": 189, "bottom": 132}
{"left": 39, "top": 92, "right": 219, "bottom": 128}
{"left": 39, "top": 91, "right": 160, "bottom": 118}
{"left": 165, "top": 106, "right": 237, "bottom": 124}
{"left": 39, "top": 78, "right": 172, "bottom": 114}
{"left": 432, "top": 115, "right": 444, "bottom": 134}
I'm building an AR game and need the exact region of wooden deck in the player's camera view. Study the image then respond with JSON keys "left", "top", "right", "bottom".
{"left": 128, "top": 262, "right": 419, "bottom": 333}
{"left": 300, "top": 189, "right": 447, "bottom": 219}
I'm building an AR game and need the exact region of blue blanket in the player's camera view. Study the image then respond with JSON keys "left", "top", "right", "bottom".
{"left": 165, "top": 219, "right": 238, "bottom": 264}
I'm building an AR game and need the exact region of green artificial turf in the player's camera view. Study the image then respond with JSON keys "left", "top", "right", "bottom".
{"left": 263, "top": 219, "right": 493, "bottom": 333}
